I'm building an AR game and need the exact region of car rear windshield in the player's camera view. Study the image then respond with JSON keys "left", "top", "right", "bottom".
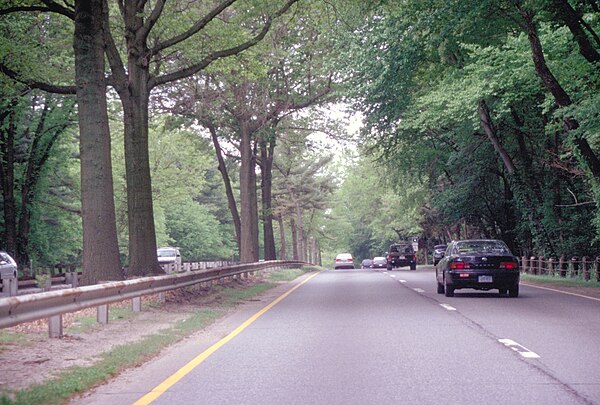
{"left": 157, "top": 249, "right": 177, "bottom": 257}
{"left": 391, "top": 245, "right": 413, "bottom": 254}
{"left": 455, "top": 241, "right": 511, "bottom": 255}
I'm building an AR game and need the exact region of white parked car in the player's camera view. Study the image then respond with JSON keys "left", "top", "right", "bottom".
{"left": 157, "top": 247, "right": 182, "bottom": 267}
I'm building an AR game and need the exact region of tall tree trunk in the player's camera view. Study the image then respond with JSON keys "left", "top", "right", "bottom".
{"left": 239, "top": 123, "right": 259, "bottom": 262}
{"left": 0, "top": 104, "right": 17, "bottom": 260}
{"left": 290, "top": 216, "right": 298, "bottom": 260}
{"left": 295, "top": 204, "right": 304, "bottom": 261}
{"left": 119, "top": 79, "right": 162, "bottom": 275}
{"left": 277, "top": 213, "right": 287, "bottom": 260}
{"left": 260, "top": 141, "right": 277, "bottom": 260}
{"left": 112, "top": 2, "right": 163, "bottom": 276}
{"left": 250, "top": 140, "right": 260, "bottom": 259}
{"left": 548, "top": 0, "right": 600, "bottom": 66}
{"left": 519, "top": 6, "right": 600, "bottom": 181}
{"left": 74, "top": 0, "right": 122, "bottom": 284}
{"left": 207, "top": 122, "right": 241, "bottom": 253}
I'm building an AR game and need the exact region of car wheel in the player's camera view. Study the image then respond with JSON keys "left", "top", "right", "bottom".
{"left": 498, "top": 288, "right": 507, "bottom": 295}
{"left": 509, "top": 284, "right": 519, "bottom": 298}
{"left": 410, "top": 264, "right": 416, "bottom": 271}
{"left": 437, "top": 282, "right": 445, "bottom": 294}
{"left": 444, "top": 278, "right": 454, "bottom": 297}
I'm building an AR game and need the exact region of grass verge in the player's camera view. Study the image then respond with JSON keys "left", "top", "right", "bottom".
{"left": 0, "top": 267, "right": 321, "bottom": 405}
{"left": 521, "top": 273, "right": 600, "bottom": 289}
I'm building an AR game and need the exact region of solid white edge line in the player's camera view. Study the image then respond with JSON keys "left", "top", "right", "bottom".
{"left": 521, "top": 282, "right": 600, "bottom": 302}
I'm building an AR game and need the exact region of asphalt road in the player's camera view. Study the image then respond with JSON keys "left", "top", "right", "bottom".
{"left": 73, "top": 268, "right": 600, "bottom": 405}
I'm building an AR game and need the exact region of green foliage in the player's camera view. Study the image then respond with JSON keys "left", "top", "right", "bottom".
{"left": 334, "top": 0, "right": 600, "bottom": 257}
{"left": 164, "top": 199, "right": 236, "bottom": 260}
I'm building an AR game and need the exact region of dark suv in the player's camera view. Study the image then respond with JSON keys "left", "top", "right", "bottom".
{"left": 387, "top": 243, "right": 417, "bottom": 270}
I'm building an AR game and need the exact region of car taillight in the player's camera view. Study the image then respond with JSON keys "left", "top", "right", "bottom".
{"left": 336, "top": 258, "right": 341, "bottom": 262}
{"left": 500, "top": 261, "right": 518, "bottom": 269}
{"left": 450, "top": 262, "right": 471, "bottom": 270}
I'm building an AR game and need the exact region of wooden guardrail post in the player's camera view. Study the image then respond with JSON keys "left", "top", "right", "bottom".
{"left": 548, "top": 257, "right": 555, "bottom": 277}
{"left": 582, "top": 257, "right": 590, "bottom": 281}
{"left": 571, "top": 256, "right": 579, "bottom": 277}
{"left": 559, "top": 255, "right": 566, "bottom": 277}
{"left": 538, "top": 257, "right": 544, "bottom": 275}
{"left": 595, "top": 257, "right": 600, "bottom": 282}
{"left": 521, "top": 256, "right": 528, "bottom": 273}
{"left": 530, "top": 256, "right": 536, "bottom": 275}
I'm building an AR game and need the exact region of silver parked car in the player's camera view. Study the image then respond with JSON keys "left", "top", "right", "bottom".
{"left": 0, "top": 251, "right": 18, "bottom": 279}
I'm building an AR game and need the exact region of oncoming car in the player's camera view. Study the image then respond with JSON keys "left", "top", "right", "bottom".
{"left": 334, "top": 253, "right": 354, "bottom": 269}
{"left": 435, "top": 239, "right": 520, "bottom": 297}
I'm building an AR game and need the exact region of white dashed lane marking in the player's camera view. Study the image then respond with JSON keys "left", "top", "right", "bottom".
{"left": 498, "top": 339, "right": 540, "bottom": 359}
{"left": 440, "top": 303, "right": 456, "bottom": 311}
{"left": 413, "top": 288, "right": 425, "bottom": 293}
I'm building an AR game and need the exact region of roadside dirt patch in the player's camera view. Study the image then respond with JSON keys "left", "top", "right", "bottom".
{"left": 0, "top": 275, "right": 270, "bottom": 392}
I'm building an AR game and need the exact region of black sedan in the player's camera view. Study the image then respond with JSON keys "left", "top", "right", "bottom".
{"left": 371, "top": 256, "right": 387, "bottom": 269}
{"left": 436, "top": 239, "right": 520, "bottom": 297}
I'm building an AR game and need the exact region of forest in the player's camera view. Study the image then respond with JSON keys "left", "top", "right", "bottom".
{"left": 0, "top": 0, "right": 598, "bottom": 284}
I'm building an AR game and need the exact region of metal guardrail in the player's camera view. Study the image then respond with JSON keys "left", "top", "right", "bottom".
{"left": 0, "top": 260, "right": 308, "bottom": 336}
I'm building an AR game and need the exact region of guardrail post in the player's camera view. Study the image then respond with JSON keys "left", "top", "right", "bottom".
{"left": 596, "top": 257, "right": 600, "bottom": 282}
{"left": 583, "top": 257, "right": 590, "bottom": 281}
{"left": 548, "top": 257, "right": 555, "bottom": 277}
{"left": 529, "top": 257, "right": 536, "bottom": 274}
{"left": 571, "top": 256, "right": 579, "bottom": 277}
{"left": 559, "top": 255, "right": 566, "bottom": 277}
{"left": 97, "top": 304, "right": 109, "bottom": 324}
{"left": 132, "top": 296, "right": 142, "bottom": 312}
{"left": 538, "top": 257, "right": 544, "bottom": 275}
{"left": 48, "top": 315, "right": 63, "bottom": 338}
{"left": 521, "top": 256, "right": 528, "bottom": 273}
{"left": 2, "top": 277, "right": 18, "bottom": 296}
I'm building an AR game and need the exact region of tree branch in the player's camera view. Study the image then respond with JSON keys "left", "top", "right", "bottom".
{"left": 150, "top": 0, "right": 238, "bottom": 56}
{"left": 0, "top": 62, "right": 76, "bottom": 94}
{"left": 140, "top": 0, "right": 166, "bottom": 41}
{"left": 0, "top": 0, "right": 74, "bottom": 19}
{"left": 151, "top": 0, "right": 299, "bottom": 88}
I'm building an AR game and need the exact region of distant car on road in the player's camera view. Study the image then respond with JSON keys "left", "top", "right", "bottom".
{"left": 157, "top": 247, "right": 182, "bottom": 267}
{"left": 435, "top": 239, "right": 520, "bottom": 298}
{"left": 372, "top": 256, "right": 387, "bottom": 269}
{"left": 386, "top": 243, "right": 416, "bottom": 270}
{"left": 334, "top": 253, "right": 354, "bottom": 269}
{"left": 361, "top": 259, "right": 373, "bottom": 269}
{"left": 433, "top": 244, "right": 447, "bottom": 265}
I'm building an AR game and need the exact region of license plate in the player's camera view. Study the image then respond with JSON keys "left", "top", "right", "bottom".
{"left": 478, "top": 275, "right": 493, "bottom": 283}
{"left": 399, "top": 255, "right": 405, "bottom": 259}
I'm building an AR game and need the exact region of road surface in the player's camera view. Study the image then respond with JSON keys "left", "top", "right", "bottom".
{"left": 72, "top": 268, "right": 600, "bottom": 405}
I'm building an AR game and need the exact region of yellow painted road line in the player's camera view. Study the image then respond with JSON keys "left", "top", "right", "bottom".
{"left": 521, "top": 282, "right": 600, "bottom": 302}
{"left": 134, "top": 271, "right": 322, "bottom": 405}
